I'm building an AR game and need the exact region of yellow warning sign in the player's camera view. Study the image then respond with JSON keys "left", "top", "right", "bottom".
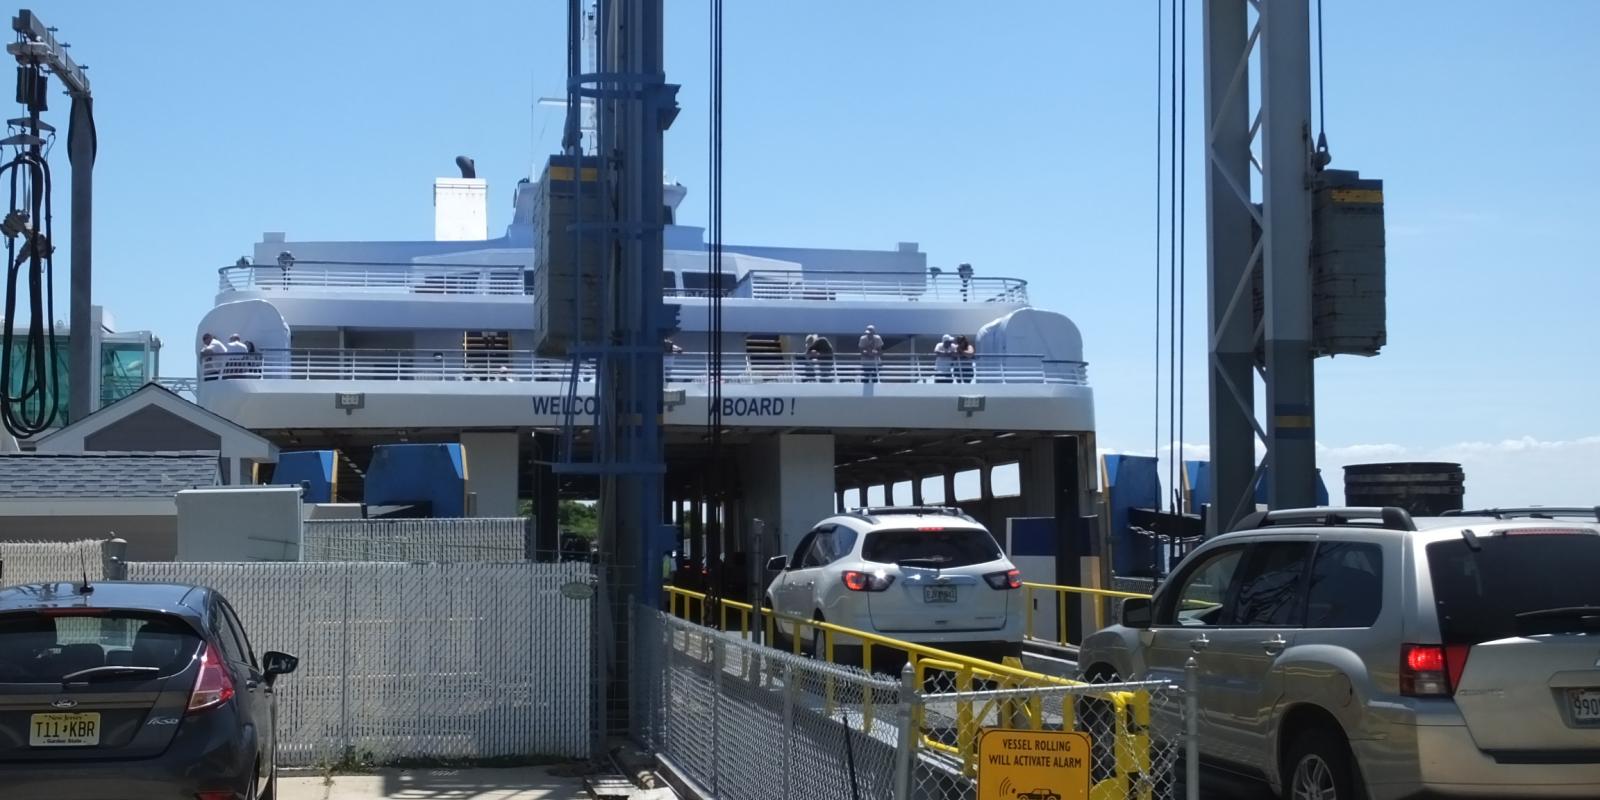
{"left": 977, "top": 728, "right": 1091, "bottom": 800}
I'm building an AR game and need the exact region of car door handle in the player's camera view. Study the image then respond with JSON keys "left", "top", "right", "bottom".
{"left": 1190, "top": 635, "right": 1210, "bottom": 653}
{"left": 1260, "top": 635, "right": 1287, "bottom": 655}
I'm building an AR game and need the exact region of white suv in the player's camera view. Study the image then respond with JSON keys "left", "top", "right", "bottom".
{"left": 763, "top": 507, "right": 1024, "bottom": 663}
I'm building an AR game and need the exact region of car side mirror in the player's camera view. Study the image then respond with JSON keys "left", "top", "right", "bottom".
{"left": 262, "top": 651, "right": 299, "bottom": 684}
{"left": 1121, "top": 597, "right": 1153, "bottom": 629}
{"left": 765, "top": 555, "right": 788, "bottom": 572}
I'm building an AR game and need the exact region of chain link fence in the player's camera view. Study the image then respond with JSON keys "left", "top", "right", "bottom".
{"left": 127, "top": 560, "right": 593, "bottom": 766}
{"left": 301, "top": 517, "right": 532, "bottom": 562}
{"left": 0, "top": 539, "right": 115, "bottom": 587}
{"left": 637, "top": 607, "right": 1199, "bottom": 800}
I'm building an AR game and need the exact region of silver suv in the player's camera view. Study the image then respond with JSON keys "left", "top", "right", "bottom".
{"left": 1078, "top": 506, "right": 1600, "bottom": 800}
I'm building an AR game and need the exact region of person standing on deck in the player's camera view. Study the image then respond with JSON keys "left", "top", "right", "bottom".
{"left": 858, "top": 325, "right": 883, "bottom": 383}
{"left": 933, "top": 334, "right": 957, "bottom": 383}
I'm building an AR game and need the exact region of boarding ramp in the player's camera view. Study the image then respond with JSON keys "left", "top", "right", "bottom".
{"left": 658, "top": 587, "right": 1197, "bottom": 800}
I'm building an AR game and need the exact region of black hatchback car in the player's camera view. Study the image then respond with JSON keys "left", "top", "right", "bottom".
{"left": 0, "top": 581, "right": 298, "bottom": 800}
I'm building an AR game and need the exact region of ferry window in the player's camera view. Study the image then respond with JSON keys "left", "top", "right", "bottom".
{"left": 662, "top": 271, "right": 677, "bottom": 290}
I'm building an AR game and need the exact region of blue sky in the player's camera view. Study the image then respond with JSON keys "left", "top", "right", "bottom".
{"left": 16, "top": 1, "right": 1599, "bottom": 504}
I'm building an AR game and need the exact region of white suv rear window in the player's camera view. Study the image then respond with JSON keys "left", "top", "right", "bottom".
{"left": 861, "top": 528, "right": 1002, "bottom": 568}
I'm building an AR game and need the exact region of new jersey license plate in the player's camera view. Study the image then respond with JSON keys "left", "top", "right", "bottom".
{"left": 924, "top": 585, "right": 957, "bottom": 603}
{"left": 1569, "top": 689, "right": 1600, "bottom": 726}
{"left": 30, "top": 712, "right": 100, "bottom": 747}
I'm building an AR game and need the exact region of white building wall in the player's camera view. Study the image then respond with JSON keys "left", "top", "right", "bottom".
{"left": 434, "top": 178, "right": 489, "bottom": 241}
{"left": 461, "top": 431, "right": 521, "bottom": 517}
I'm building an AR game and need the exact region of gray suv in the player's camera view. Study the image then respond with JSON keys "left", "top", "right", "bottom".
{"left": 1078, "top": 506, "right": 1600, "bottom": 800}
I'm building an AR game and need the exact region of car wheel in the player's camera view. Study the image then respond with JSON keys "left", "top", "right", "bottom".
{"left": 1284, "top": 726, "right": 1360, "bottom": 800}
{"left": 245, "top": 762, "right": 261, "bottom": 800}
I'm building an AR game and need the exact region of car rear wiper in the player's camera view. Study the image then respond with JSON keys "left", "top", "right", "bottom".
{"left": 897, "top": 557, "right": 949, "bottom": 571}
{"left": 59, "top": 665, "right": 161, "bottom": 683}
{"left": 1513, "top": 606, "right": 1600, "bottom": 636}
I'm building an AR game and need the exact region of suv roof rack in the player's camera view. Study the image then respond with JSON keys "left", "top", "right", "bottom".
{"left": 846, "top": 506, "right": 977, "bottom": 524}
{"left": 1238, "top": 506, "right": 1417, "bottom": 532}
{"left": 1441, "top": 506, "right": 1600, "bottom": 522}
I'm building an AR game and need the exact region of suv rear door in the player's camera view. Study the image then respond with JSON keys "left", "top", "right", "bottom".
{"left": 0, "top": 610, "right": 202, "bottom": 762}
{"left": 1424, "top": 527, "right": 1600, "bottom": 756}
{"left": 862, "top": 527, "right": 1011, "bottom": 633}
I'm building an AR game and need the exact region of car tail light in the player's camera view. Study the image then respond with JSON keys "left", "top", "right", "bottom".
{"left": 916, "top": 526, "right": 946, "bottom": 532}
{"left": 841, "top": 570, "right": 894, "bottom": 592}
{"left": 1401, "top": 643, "right": 1465, "bottom": 696}
{"left": 984, "top": 569, "right": 1022, "bottom": 590}
{"left": 187, "top": 643, "right": 235, "bottom": 713}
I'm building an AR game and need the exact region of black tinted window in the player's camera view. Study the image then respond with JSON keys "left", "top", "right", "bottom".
{"left": 0, "top": 613, "right": 200, "bottom": 683}
{"left": 214, "top": 606, "right": 250, "bottom": 668}
{"left": 1305, "top": 542, "right": 1384, "bottom": 628}
{"left": 790, "top": 531, "right": 818, "bottom": 565}
{"left": 220, "top": 602, "right": 256, "bottom": 668}
{"left": 1427, "top": 532, "right": 1600, "bottom": 644}
{"left": 1159, "top": 546, "right": 1245, "bottom": 627}
{"left": 799, "top": 530, "right": 838, "bottom": 569}
{"left": 862, "top": 528, "right": 1002, "bottom": 568}
{"left": 1225, "top": 542, "right": 1312, "bottom": 627}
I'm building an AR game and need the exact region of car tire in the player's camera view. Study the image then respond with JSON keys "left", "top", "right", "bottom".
{"left": 1283, "top": 725, "right": 1362, "bottom": 800}
{"left": 260, "top": 760, "right": 277, "bottom": 800}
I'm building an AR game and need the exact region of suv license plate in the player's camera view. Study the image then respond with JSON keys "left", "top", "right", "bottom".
{"left": 924, "top": 586, "right": 957, "bottom": 603}
{"left": 29, "top": 712, "right": 100, "bottom": 747}
{"left": 1569, "top": 689, "right": 1600, "bottom": 725}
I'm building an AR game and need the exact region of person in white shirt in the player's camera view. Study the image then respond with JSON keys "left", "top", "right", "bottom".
{"left": 933, "top": 334, "right": 956, "bottom": 383}
{"left": 858, "top": 325, "right": 883, "bottom": 383}
{"left": 200, "top": 333, "right": 229, "bottom": 381}
{"left": 224, "top": 334, "right": 250, "bottom": 379}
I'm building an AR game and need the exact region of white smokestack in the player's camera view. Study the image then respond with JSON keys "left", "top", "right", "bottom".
{"left": 434, "top": 177, "right": 488, "bottom": 241}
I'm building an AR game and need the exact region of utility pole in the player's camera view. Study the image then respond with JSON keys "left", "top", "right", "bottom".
{"left": 10, "top": 10, "right": 93, "bottom": 424}
{"left": 1204, "top": 0, "right": 1320, "bottom": 532}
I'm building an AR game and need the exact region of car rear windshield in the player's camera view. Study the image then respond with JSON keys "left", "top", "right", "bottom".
{"left": 0, "top": 612, "right": 201, "bottom": 683}
{"left": 862, "top": 527, "right": 1003, "bottom": 568}
{"left": 1427, "top": 532, "right": 1600, "bottom": 644}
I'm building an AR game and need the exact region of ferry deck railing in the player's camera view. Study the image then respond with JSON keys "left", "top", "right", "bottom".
{"left": 217, "top": 263, "right": 1028, "bottom": 304}
{"left": 197, "top": 350, "right": 1089, "bottom": 386}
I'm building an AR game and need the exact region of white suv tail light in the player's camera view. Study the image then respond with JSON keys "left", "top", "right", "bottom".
{"left": 984, "top": 569, "right": 1021, "bottom": 590}
{"left": 841, "top": 570, "right": 895, "bottom": 592}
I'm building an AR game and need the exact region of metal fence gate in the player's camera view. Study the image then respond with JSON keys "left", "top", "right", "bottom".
{"left": 126, "top": 560, "right": 593, "bottom": 766}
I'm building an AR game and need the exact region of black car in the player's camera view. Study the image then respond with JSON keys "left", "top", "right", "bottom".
{"left": 0, "top": 581, "right": 298, "bottom": 800}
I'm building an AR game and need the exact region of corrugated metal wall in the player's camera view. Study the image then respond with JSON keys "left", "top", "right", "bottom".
{"left": 126, "top": 560, "right": 592, "bottom": 765}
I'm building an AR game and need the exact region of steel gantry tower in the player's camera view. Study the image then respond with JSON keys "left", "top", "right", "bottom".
{"left": 1205, "top": 0, "right": 1388, "bottom": 533}
{"left": 1205, "top": 0, "right": 1319, "bottom": 532}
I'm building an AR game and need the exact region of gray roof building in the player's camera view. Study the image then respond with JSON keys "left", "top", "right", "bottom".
{"left": 0, "top": 451, "right": 221, "bottom": 499}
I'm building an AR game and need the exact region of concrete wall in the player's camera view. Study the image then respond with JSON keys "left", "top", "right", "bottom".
{"left": 176, "top": 487, "right": 302, "bottom": 561}
{"left": 741, "top": 433, "right": 836, "bottom": 558}
{"left": 0, "top": 516, "right": 177, "bottom": 561}
{"left": 460, "top": 431, "right": 520, "bottom": 518}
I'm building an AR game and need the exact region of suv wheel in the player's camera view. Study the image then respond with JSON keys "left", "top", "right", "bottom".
{"left": 1284, "top": 726, "right": 1359, "bottom": 800}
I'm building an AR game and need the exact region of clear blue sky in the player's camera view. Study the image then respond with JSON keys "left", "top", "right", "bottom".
{"left": 18, "top": 1, "right": 1599, "bottom": 503}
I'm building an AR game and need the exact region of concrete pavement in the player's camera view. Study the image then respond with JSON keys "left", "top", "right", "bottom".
{"left": 277, "top": 767, "right": 592, "bottom": 799}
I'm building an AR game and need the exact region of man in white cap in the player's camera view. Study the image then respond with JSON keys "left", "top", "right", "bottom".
{"left": 858, "top": 324, "right": 884, "bottom": 383}
{"left": 224, "top": 334, "right": 250, "bottom": 379}
{"left": 933, "top": 334, "right": 957, "bottom": 383}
